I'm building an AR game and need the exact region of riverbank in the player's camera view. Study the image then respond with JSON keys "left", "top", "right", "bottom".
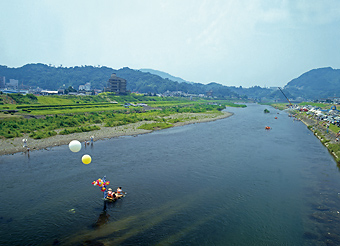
{"left": 294, "top": 112, "right": 340, "bottom": 163}
{"left": 0, "top": 111, "right": 233, "bottom": 156}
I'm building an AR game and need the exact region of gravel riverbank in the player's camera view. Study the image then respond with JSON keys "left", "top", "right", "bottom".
{"left": 0, "top": 111, "right": 233, "bottom": 156}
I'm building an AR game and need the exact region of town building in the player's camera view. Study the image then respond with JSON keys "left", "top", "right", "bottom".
{"left": 79, "top": 82, "right": 91, "bottom": 91}
{"left": 7, "top": 79, "right": 18, "bottom": 89}
{"left": 105, "top": 73, "right": 126, "bottom": 94}
{"left": 84, "top": 82, "right": 91, "bottom": 91}
{"left": 0, "top": 76, "right": 5, "bottom": 88}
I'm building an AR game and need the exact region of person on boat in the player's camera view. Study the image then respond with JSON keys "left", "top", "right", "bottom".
{"left": 116, "top": 187, "right": 123, "bottom": 198}
{"left": 106, "top": 188, "right": 116, "bottom": 200}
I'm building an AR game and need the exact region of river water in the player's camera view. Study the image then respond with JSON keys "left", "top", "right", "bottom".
{"left": 1, "top": 104, "right": 340, "bottom": 246}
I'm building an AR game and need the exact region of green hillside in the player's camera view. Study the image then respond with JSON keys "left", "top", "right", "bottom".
{"left": 284, "top": 67, "right": 340, "bottom": 99}
{"left": 0, "top": 64, "right": 239, "bottom": 98}
{"left": 2, "top": 63, "right": 340, "bottom": 100}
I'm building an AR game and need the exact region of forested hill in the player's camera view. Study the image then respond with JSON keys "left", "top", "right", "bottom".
{"left": 139, "top": 68, "right": 190, "bottom": 83}
{"left": 0, "top": 64, "right": 113, "bottom": 90}
{"left": 3, "top": 63, "right": 339, "bottom": 100}
{"left": 0, "top": 63, "right": 239, "bottom": 97}
{"left": 284, "top": 67, "right": 340, "bottom": 99}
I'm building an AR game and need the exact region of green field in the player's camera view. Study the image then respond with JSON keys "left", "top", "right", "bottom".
{"left": 0, "top": 93, "right": 246, "bottom": 139}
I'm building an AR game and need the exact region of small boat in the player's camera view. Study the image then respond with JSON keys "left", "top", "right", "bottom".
{"left": 265, "top": 126, "right": 271, "bottom": 130}
{"left": 104, "top": 197, "right": 118, "bottom": 203}
{"left": 275, "top": 117, "right": 278, "bottom": 119}
{"left": 104, "top": 193, "right": 126, "bottom": 202}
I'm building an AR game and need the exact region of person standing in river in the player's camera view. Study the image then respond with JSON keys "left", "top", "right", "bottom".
{"left": 23, "top": 139, "right": 27, "bottom": 148}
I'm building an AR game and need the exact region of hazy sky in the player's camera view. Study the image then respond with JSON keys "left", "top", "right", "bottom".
{"left": 1, "top": 0, "right": 340, "bottom": 87}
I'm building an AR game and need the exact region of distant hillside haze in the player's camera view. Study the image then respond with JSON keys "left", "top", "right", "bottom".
{"left": 1, "top": 63, "right": 339, "bottom": 100}
{"left": 139, "top": 69, "right": 191, "bottom": 84}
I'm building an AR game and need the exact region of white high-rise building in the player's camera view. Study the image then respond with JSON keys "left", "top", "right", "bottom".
{"left": 84, "top": 83, "right": 91, "bottom": 91}
{"left": 78, "top": 85, "right": 85, "bottom": 91}
{"left": 7, "top": 79, "right": 18, "bottom": 89}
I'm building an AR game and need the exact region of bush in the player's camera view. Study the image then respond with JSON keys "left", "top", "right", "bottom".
{"left": 59, "top": 125, "right": 100, "bottom": 135}
{"left": 29, "top": 130, "right": 57, "bottom": 139}
{"left": 167, "top": 118, "right": 182, "bottom": 123}
{"left": 328, "top": 143, "right": 340, "bottom": 154}
{"left": 138, "top": 122, "right": 173, "bottom": 130}
{"left": 2, "top": 130, "right": 22, "bottom": 138}
{"left": 104, "top": 121, "right": 125, "bottom": 127}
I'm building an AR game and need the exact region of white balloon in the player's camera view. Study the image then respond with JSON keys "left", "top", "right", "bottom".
{"left": 69, "top": 140, "right": 81, "bottom": 152}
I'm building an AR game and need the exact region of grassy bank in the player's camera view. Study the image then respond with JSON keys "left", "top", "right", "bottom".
{"left": 290, "top": 110, "right": 340, "bottom": 164}
{"left": 0, "top": 94, "right": 245, "bottom": 140}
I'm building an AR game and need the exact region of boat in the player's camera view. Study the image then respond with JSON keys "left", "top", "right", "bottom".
{"left": 265, "top": 126, "right": 271, "bottom": 130}
{"left": 104, "top": 193, "right": 126, "bottom": 202}
{"left": 104, "top": 197, "right": 118, "bottom": 203}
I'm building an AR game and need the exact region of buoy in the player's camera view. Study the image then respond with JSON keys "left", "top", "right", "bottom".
{"left": 69, "top": 140, "right": 81, "bottom": 152}
{"left": 82, "top": 154, "right": 92, "bottom": 164}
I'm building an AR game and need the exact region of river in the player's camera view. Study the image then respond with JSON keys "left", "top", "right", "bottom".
{"left": 1, "top": 104, "right": 340, "bottom": 245}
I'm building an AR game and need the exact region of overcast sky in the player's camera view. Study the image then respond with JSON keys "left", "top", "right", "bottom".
{"left": 1, "top": 0, "right": 340, "bottom": 87}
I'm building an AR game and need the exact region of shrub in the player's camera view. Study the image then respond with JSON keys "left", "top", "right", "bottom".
{"left": 167, "top": 118, "right": 182, "bottom": 123}
{"left": 2, "top": 130, "right": 22, "bottom": 138}
{"left": 59, "top": 125, "right": 100, "bottom": 135}
{"left": 138, "top": 122, "right": 173, "bottom": 130}
{"left": 104, "top": 121, "right": 125, "bottom": 127}
{"left": 29, "top": 130, "right": 57, "bottom": 139}
{"left": 93, "top": 119, "right": 102, "bottom": 124}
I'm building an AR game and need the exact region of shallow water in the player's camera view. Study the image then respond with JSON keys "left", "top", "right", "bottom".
{"left": 1, "top": 104, "right": 340, "bottom": 245}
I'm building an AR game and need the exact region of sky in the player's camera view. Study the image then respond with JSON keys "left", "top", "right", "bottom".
{"left": 1, "top": 0, "right": 340, "bottom": 88}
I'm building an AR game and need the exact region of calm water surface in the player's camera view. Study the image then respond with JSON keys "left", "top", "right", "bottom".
{"left": 1, "top": 104, "right": 340, "bottom": 245}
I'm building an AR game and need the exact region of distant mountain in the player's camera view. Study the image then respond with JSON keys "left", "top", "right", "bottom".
{"left": 0, "top": 64, "right": 238, "bottom": 98}
{"left": 228, "top": 86, "right": 276, "bottom": 100}
{"left": 4, "top": 63, "right": 339, "bottom": 101}
{"left": 118, "top": 68, "right": 238, "bottom": 97}
{"left": 0, "top": 63, "right": 114, "bottom": 90}
{"left": 139, "top": 69, "right": 191, "bottom": 84}
{"left": 284, "top": 67, "right": 340, "bottom": 100}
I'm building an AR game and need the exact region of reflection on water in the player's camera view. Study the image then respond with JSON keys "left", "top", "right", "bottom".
{"left": 0, "top": 104, "right": 340, "bottom": 245}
